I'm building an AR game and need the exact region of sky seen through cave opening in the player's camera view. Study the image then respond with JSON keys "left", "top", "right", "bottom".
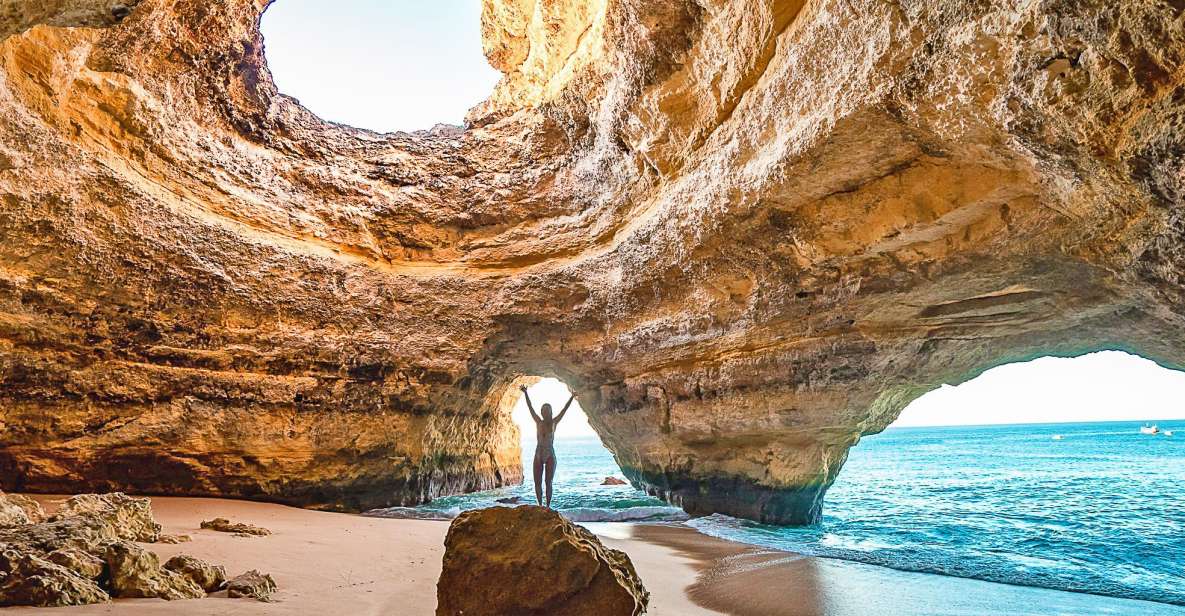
{"left": 261, "top": 0, "right": 500, "bottom": 133}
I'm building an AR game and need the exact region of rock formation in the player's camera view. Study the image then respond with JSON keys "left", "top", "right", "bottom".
{"left": 0, "top": 492, "right": 269, "bottom": 606}
{"left": 0, "top": 0, "right": 1183, "bottom": 524}
{"left": 102, "top": 541, "right": 206, "bottom": 600}
{"left": 53, "top": 493, "right": 161, "bottom": 542}
{"left": 199, "top": 518, "right": 271, "bottom": 536}
{"left": 164, "top": 555, "right": 227, "bottom": 593}
{"left": 437, "top": 506, "right": 648, "bottom": 616}
{"left": 225, "top": 570, "right": 276, "bottom": 601}
{"left": 0, "top": 492, "right": 45, "bottom": 526}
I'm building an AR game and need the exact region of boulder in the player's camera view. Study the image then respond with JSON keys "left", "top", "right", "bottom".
{"left": 0, "top": 550, "right": 108, "bottom": 607}
{"left": 601, "top": 477, "right": 628, "bottom": 486}
{"left": 200, "top": 518, "right": 271, "bottom": 536}
{"left": 164, "top": 555, "right": 226, "bottom": 593}
{"left": 0, "top": 517, "right": 118, "bottom": 554}
{"left": 0, "top": 493, "right": 45, "bottom": 527}
{"left": 45, "top": 548, "right": 105, "bottom": 580}
{"left": 53, "top": 493, "right": 161, "bottom": 543}
{"left": 436, "top": 506, "right": 648, "bottom": 616}
{"left": 103, "top": 542, "right": 205, "bottom": 600}
{"left": 226, "top": 570, "right": 277, "bottom": 601}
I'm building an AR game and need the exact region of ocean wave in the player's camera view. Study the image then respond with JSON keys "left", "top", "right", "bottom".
{"left": 560, "top": 506, "right": 689, "bottom": 523}
{"left": 363, "top": 504, "right": 688, "bottom": 523}
{"left": 363, "top": 506, "right": 460, "bottom": 520}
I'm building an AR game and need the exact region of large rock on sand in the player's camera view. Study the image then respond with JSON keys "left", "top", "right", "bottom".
{"left": 437, "top": 506, "right": 648, "bottom": 616}
{"left": 226, "top": 570, "right": 277, "bottom": 601}
{"left": 0, "top": 550, "right": 108, "bottom": 607}
{"left": 164, "top": 555, "right": 227, "bottom": 593}
{"left": 103, "top": 542, "right": 205, "bottom": 600}
{"left": 53, "top": 493, "right": 161, "bottom": 543}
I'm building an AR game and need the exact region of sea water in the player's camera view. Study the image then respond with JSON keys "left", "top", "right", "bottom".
{"left": 371, "top": 420, "right": 1185, "bottom": 606}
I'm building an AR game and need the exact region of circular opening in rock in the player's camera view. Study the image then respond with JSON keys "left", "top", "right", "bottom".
{"left": 260, "top": 0, "right": 501, "bottom": 133}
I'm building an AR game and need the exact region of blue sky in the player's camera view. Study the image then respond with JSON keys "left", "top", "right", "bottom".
{"left": 261, "top": 0, "right": 500, "bottom": 132}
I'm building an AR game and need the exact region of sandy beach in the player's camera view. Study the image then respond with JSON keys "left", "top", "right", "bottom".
{"left": 3, "top": 496, "right": 1181, "bottom": 616}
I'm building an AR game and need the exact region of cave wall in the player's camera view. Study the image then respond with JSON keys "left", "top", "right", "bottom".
{"left": 0, "top": 0, "right": 1183, "bottom": 523}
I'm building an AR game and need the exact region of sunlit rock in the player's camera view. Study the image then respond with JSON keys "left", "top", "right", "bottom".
{"left": 437, "top": 506, "right": 648, "bottom": 616}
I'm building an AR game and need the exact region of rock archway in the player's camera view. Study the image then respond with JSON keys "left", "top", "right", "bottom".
{"left": 0, "top": 0, "right": 1183, "bottom": 524}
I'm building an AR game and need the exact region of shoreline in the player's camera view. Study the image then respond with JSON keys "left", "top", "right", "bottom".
{"left": 4, "top": 495, "right": 1182, "bottom": 615}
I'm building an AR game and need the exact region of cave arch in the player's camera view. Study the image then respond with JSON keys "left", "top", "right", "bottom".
{"left": 0, "top": 0, "right": 1183, "bottom": 529}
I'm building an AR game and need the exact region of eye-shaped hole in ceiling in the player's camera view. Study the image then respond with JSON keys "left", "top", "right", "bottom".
{"left": 260, "top": 0, "right": 502, "bottom": 133}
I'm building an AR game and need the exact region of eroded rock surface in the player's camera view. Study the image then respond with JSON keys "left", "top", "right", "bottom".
{"left": 200, "top": 518, "right": 271, "bottom": 536}
{"left": 225, "top": 570, "right": 276, "bottom": 601}
{"left": 0, "top": 492, "right": 44, "bottom": 527}
{"left": 437, "top": 506, "right": 648, "bottom": 616}
{"left": 103, "top": 541, "right": 205, "bottom": 600}
{"left": 164, "top": 555, "right": 227, "bottom": 593}
{"left": 0, "top": 492, "right": 255, "bottom": 605}
{"left": 0, "top": 0, "right": 1183, "bottom": 524}
{"left": 53, "top": 493, "right": 161, "bottom": 542}
{"left": 0, "top": 551, "right": 109, "bottom": 607}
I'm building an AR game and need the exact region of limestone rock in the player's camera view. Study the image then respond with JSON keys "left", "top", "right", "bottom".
{"left": 226, "top": 570, "right": 277, "bottom": 601}
{"left": 200, "top": 518, "right": 271, "bottom": 536}
{"left": 0, "top": 0, "right": 1183, "bottom": 526}
{"left": 102, "top": 542, "right": 205, "bottom": 600}
{"left": 53, "top": 494, "right": 161, "bottom": 543}
{"left": 0, "top": 493, "right": 45, "bottom": 527}
{"left": 0, "top": 551, "right": 108, "bottom": 607}
{"left": 437, "top": 506, "right": 648, "bottom": 616}
{"left": 45, "top": 548, "right": 105, "bottom": 580}
{"left": 164, "top": 555, "right": 226, "bottom": 593}
{"left": 0, "top": 517, "right": 118, "bottom": 555}
{"left": 158, "top": 534, "right": 192, "bottom": 544}
{"left": 601, "top": 477, "right": 628, "bottom": 486}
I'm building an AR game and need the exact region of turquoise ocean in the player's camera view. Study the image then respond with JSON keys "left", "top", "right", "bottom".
{"left": 369, "top": 420, "right": 1185, "bottom": 607}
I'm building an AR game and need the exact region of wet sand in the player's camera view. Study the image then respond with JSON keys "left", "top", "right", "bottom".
{"left": 621, "top": 524, "right": 1185, "bottom": 616}
{"left": 4, "top": 496, "right": 1181, "bottom": 615}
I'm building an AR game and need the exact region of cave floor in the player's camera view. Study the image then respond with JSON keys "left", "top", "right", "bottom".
{"left": 5, "top": 496, "right": 1180, "bottom": 616}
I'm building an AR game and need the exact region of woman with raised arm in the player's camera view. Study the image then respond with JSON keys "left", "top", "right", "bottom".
{"left": 519, "top": 384, "right": 575, "bottom": 508}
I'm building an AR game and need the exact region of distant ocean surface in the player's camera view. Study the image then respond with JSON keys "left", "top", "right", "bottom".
{"left": 369, "top": 420, "right": 1185, "bottom": 606}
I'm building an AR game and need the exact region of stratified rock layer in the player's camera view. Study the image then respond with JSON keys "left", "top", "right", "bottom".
{"left": 1, "top": 0, "right": 1184, "bottom": 524}
{"left": 437, "top": 506, "right": 648, "bottom": 616}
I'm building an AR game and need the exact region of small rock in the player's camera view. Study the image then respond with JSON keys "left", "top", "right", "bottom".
{"left": 46, "top": 548, "right": 105, "bottom": 580}
{"left": 495, "top": 496, "right": 522, "bottom": 504}
{"left": 226, "top": 570, "right": 276, "bottom": 601}
{"left": 164, "top": 555, "right": 226, "bottom": 593}
{"left": 157, "top": 533, "right": 191, "bottom": 544}
{"left": 436, "top": 506, "right": 648, "bottom": 616}
{"left": 601, "top": 476, "right": 628, "bottom": 486}
{"left": 103, "top": 541, "right": 204, "bottom": 600}
{"left": 0, "top": 550, "right": 108, "bottom": 607}
{"left": 200, "top": 518, "right": 271, "bottom": 536}
{"left": 53, "top": 493, "right": 161, "bottom": 543}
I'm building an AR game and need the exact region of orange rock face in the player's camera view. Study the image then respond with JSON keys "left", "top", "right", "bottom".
{"left": 0, "top": 0, "right": 1183, "bottom": 524}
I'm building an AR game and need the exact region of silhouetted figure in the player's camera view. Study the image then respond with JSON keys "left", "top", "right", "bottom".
{"left": 519, "top": 384, "right": 575, "bottom": 508}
